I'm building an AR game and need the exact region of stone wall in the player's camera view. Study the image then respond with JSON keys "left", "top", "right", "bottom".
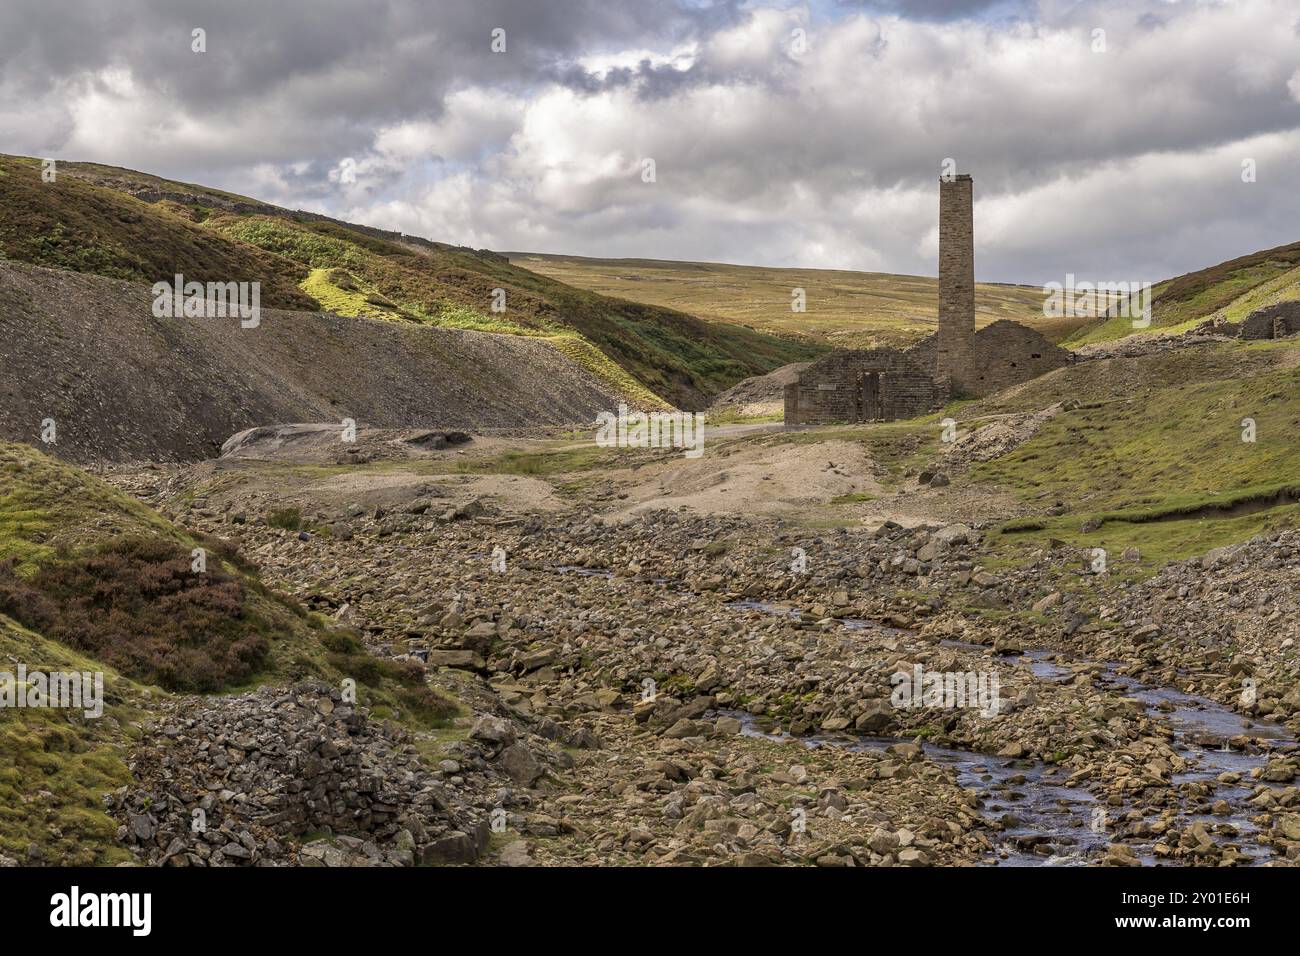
{"left": 1241, "top": 301, "right": 1300, "bottom": 340}
{"left": 785, "top": 349, "right": 944, "bottom": 424}
{"left": 783, "top": 176, "right": 1074, "bottom": 425}
{"left": 111, "top": 682, "right": 492, "bottom": 867}
{"left": 936, "top": 175, "right": 975, "bottom": 392}
{"left": 903, "top": 321, "right": 1072, "bottom": 399}
{"left": 961, "top": 320, "right": 1073, "bottom": 397}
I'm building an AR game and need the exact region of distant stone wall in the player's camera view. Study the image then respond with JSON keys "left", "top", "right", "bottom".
{"left": 784, "top": 176, "right": 1075, "bottom": 425}
{"left": 962, "top": 320, "right": 1073, "bottom": 397}
{"left": 1241, "top": 301, "right": 1300, "bottom": 340}
{"left": 785, "top": 349, "right": 944, "bottom": 424}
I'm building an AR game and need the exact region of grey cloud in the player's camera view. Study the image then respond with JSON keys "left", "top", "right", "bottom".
{"left": 2, "top": 0, "right": 1297, "bottom": 288}
{"left": 1, "top": 0, "right": 741, "bottom": 164}
{"left": 836, "top": 0, "right": 1028, "bottom": 21}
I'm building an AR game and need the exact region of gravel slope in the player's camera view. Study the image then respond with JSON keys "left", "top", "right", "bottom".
{"left": 0, "top": 261, "right": 620, "bottom": 463}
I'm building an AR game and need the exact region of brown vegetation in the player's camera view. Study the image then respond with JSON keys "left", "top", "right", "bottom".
{"left": 0, "top": 536, "right": 268, "bottom": 692}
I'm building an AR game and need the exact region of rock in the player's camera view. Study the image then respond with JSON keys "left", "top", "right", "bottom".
{"left": 496, "top": 743, "right": 544, "bottom": 786}
{"left": 421, "top": 831, "right": 478, "bottom": 865}
{"left": 1130, "top": 623, "right": 1161, "bottom": 644}
{"left": 934, "top": 523, "right": 972, "bottom": 546}
{"left": 714, "top": 716, "right": 742, "bottom": 736}
{"left": 427, "top": 649, "right": 486, "bottom": 670}
{"left": 1104, "top": 843, "right": 1141, "bottom": 867}
{"left": 498, "top": 841, "right": 535, "bottom": 867}
{"left": 593, "top": 689, "right": 622, "bottom": 709}
{"left": 1031, "top": 592, "right": 1061, "bottom": 614}
{"left": 300, "top": 840, "right": 353, "bottom": 867}
{"left": 663, "top": 718, "right": 709, "bottom": 739}
{"left": 514, "top": 642, "right": 556, "bottom": 671}
{"left": 854, "top": 701, "right": 895, "bottom": 733}
{"left": 127, "top": 813, "right": 155, "bottom": 842}
{"left": 1275, "top": 814, "right": 1300, "bottom": 841}
{"left": 470, "top": 715, "right": 517, "bottom": 747}
{"left": 454, "top": 499, "right": 486, "bottom": 520}
{"left": 868, "top": 829, "right": 900, "bottom": 855}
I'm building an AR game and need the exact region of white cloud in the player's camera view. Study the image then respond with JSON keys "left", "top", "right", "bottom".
{"left": 320, "top": 0, "right": 1300, "bottom": 284}
{"left": 6, "top": 0, "right": 1300, "bottom": 284}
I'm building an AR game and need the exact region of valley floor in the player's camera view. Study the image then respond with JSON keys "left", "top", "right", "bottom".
{"left": 87, "top": 346, "right": 1299, "bottom": 866}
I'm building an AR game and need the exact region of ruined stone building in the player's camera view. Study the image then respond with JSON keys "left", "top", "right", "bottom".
{"left": 785, "top": 175, "right": 1072, "bottom": 425}
{"left": 1239, "top": 301, "right": 1300, "bottom": 340}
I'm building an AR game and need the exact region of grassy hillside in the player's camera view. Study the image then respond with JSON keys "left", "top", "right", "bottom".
{"left": 0, "top": 440, "right": 455, "bottom": 862}
{"left": 971, "top": 341, "right": 1300, "bottom": 564}
{"left": 0, "top": 155, "right": 317, "bottom": 310}
{"left": 1066, "top": 240, "right": 1300, "bottom": 345}
{"left": 0, "top": 154, "right": 820, "bottom": 409}
{"left": 507, "top": 252, "right": 1088, "bottom": 348}
{"left": 758, "top": 338, "right": 1299, "bottom": 566}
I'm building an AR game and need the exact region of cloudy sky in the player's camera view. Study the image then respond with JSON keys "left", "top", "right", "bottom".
{"left": 3, "top": 0, "right": 1298, "bottom": 284}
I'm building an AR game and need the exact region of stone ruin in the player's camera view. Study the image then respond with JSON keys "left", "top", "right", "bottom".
{"left": 109, "top": 682, "right": 494, "bottom": 866}
{"left": 785, "top": 175, "right": 1072, "bottom": 425}
{"left": 1239, "top": 301, "right": 1300, "bottom": 340}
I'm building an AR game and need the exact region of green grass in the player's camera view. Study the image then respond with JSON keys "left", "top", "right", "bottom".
{"left": 3, "top": 152, "right": 819, "bottom": 409}
{"left": 543, "top": 334, "right": 671, "bottom": 409}
{"left": 0, "top": 442, "right": 187, "bottom": 574}
{"left": 300, "top": 276, "right": 680, "bottom": 411}
{"left": 707, "top": 408, "right": 785, "bottom": 424}
{"left": 0, "top": 440, "right": 457, "bottom": 710}
{"left": 267, "top": 507, "right": 304, "bottom": 531}
{"left": 1208, "top": 262, "right": 1300, "bottom": 325}
{"left": 971, "top": 361, "right": 1300, "bottom": 563}
{"left": 0, "top": 155, "right": 316, "bottom": 310}
{"left": 0, "top": 615, "right": 140, "bottom": 865}
{"left": 509, "top": 253, "right": 1085, "bottom": 348}
{"left": 452, "top": 444, "right": 617, "bottom": 477}
{"left": 433, "top": 302, "right": 537, "bottom": 335}
{"left": 769, "top": 414, "right": 947, "bottom": 486}
{"left": 971, "top": 366, "right": 1300, "bottom": 509}
{"left": 1065, "top": 240, "right": 1300, "bottom": 345}
{"left": 0, "top": 439, "right": 472, "bottom": 864}
{"left": 972, "top": 339, "right": 1295, "bottom": 416}
{"left": 300, "top": 267, "right": 410, "bottom": 322}
{"left": 207, "top": 212, "right": 820, "bottom": 409}
{"left": 830, "top": 492, "right": 877, "bottom": 504}
{"left": 995, "top": 502, "right": 1298, "bottom": 570}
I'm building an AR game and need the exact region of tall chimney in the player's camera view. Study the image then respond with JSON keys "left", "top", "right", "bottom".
{"left": 936, "top": 174, "right": 974, "bottom": 393}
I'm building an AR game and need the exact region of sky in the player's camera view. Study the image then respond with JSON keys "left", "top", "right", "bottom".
{"left": 2, "top": 0, "right": 1298, "bottom": 284}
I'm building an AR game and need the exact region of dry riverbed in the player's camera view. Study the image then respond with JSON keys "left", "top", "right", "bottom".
{"left": 102, "top": 442, "right": 1300, "bottom": 868}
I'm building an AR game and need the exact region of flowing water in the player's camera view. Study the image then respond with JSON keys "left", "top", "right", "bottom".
{"left": 724, "top": 600, "right": 1297, "bottom": 866}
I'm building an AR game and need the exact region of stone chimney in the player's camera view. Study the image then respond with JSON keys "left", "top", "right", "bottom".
{"left": 936, "top": 174, "right": 974, "bottom": 393}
